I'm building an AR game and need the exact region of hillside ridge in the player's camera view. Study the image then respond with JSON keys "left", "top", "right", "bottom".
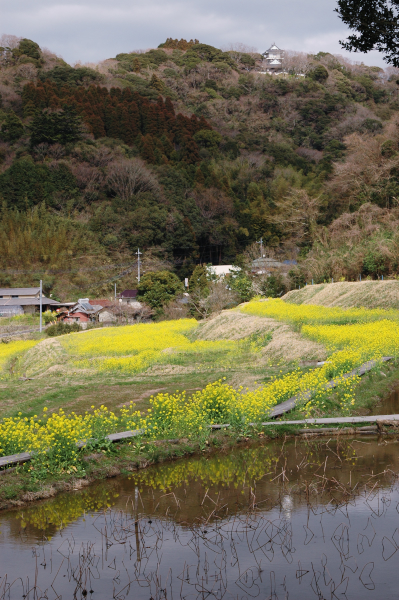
{"left": 1, "top": 36, "right": 399, "bottom": 299}
{"left": 283, "top": 280, "right": 399, "bottom": 309}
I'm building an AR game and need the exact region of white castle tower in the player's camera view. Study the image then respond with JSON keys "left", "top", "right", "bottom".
{"left": 262, "top": 43, "right": 284, "bottom": 73}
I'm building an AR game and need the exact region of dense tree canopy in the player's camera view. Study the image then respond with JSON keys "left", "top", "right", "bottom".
{"left": 0, "top": 35, "right": 397, "bottom": 298}
{"left": 336, "top": 0, "right": 399, "bottom": 65}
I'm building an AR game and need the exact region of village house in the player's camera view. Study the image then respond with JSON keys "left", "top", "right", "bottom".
{"left": 0, "top": 287, "right": 60, "bottom": 316}
{"left": 61, "top": 298, "right": 103, "bottom": 328}
{"left": 206, "top": 265, "right": 241, "bottom": 279}
{"left": 251, "top": 257, "right": 297, "bottom": 274}
{"left": 118, "top": 289, "right": 139, "bottom": 305}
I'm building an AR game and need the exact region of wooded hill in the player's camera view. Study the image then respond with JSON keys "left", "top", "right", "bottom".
{"left": 1, "top": 35, "right": 399, "bottom": 300}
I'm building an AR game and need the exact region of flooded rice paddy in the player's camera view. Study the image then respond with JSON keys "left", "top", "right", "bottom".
{"left": 1, "top": 435, "right": 399, "bottom": 599}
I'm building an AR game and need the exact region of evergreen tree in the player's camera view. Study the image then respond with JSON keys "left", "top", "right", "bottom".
{"left": 165, "top": 97, "right": 175, "bottom": 116}
{"left": 189, "top": 264, "right": 209, "bottom": 294}
{"left": 150, "top": 74, "right": 164, "bottom": 93}
{"left": 137, "top": 270, "right": 183, "bottom": 314}
{"left": 141, "top": 135, "right": 156, "bottom": 163}
{"left": 23, "top": 100, "right": 36, "bottom": 118}
{"left": 30, "top": 106, "right": 84, "bottom": 146}
{"left": 181, "top": 137, "right": 200, "bottom": 164}
{"left": 17, "top": 38, "right": 41, "bottom": 61}
{"left": 0, "top": 112, "right": 24, "bottom": 142}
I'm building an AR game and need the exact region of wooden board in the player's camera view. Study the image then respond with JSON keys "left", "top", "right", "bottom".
{"left": 0, "top": 357, "right": 394, "bottom": 469}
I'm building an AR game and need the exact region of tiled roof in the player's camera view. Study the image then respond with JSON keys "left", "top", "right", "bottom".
{"left": 119, "top": 289, "right": 138, "bottom": 298}
{"left": 0, "top": 288, "right": 40, "bottom": 296}
{"left": 89, "top": 299, "right": 113, "bottom": 307}
{"left": 0, "top": 297, "right": 60, "bottom": 306}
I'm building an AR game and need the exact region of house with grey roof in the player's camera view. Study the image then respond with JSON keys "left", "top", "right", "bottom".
{"left": 0, "top": 287, "right": 60, "bottom": 316}
{"left": 62, "top": 298, "right": 103, "bottom": 328}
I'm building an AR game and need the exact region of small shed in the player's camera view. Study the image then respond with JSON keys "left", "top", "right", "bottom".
{"left": 118, "top": 290, "right": 138, "bottom": 304}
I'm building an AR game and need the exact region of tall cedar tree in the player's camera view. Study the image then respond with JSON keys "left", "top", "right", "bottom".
{"left": 23, "top": 82, "right": 211, "bottom": 164}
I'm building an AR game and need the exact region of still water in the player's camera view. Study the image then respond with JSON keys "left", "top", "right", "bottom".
{"left": 1, "top": 435, "right": 399, "bottom": 599}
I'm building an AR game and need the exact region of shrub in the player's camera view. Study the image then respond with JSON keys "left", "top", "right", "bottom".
{"left": 46, "top": 322, "right": 82, "bottom": 336}
{"left": 308, "top": 65, "right": 329, "bottom": 82}
{"left": 138, "top": 270, "right": 183, "bottom": 314}
{"left": 260, "top": 274, "right": 287, "bottom": 298}
{"left": 228, "top": 273, "right": 254, "bottom": 302}
{"left": 42, "top": 310, "right": 57, "bottom": 325}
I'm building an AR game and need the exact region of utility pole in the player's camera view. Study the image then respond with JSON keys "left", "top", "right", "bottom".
{"left": 136, "top": 248, "right": 142, "bottom": 283}
{"left": 39, "top": 280, "right": 42, "bottom": 333}
{"left": 114, "top": 283, "right": 116, "bottom": 300}
{"left": 256, "top": 238, "right": 263, "bottom": 258}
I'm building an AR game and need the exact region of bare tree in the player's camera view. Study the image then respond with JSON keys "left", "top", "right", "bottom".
{"left": 15, "top": 63, "right": 37, "bottom": 81}
{"left": 107, "top": 158, "right": 160, "bottom": 202}
{"left": 282, "top": 51, "right": 313, "bottom": 76}
{"left": 162, "top": 299, "right": 190, "bottom": 320}
{"left": 103, "top": 300, "right": 153, "bottom": 323}
{"left": 0, "top": 34, "right": 21, "bottom": 50}
{"left": 192, "top": 187, "right": 234, "bottom": 220}
{"left": 328, "top": 120, "right": 399, "bottom": 212}
{"left": 222, "top": 42, "right": 259, "bottom": 53}
{"left": 189, "top": 281, "right": 238, "bottom": 319}
{"left": 269, "top": 189, "right": 322, "bottom": 247}
{"left": 71, "top": 162, "right": 104, "bottom": 200}
{"left": 92, "top": 146, "right": 116, "bottom": 167}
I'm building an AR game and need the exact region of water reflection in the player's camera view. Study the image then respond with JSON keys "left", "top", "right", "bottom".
{"left": 1, "top": 436, "right": 399, "bottom": 599}
{"left": 371, "top": 385, "right": 399, "bottom": 415}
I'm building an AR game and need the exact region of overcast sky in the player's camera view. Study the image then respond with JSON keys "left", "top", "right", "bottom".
{"left": 1, "top": 0, "right": 385, "bottom": 67}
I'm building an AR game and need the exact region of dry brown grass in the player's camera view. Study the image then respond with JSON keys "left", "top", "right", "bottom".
{"left": 283, "top": 280, "right": 399, "bottom": 309}
{"left": 261, "top": 328, "right": 326, "bottom": 362}
{"left": 195, "top": 310, "right": 275, "bottom": 340}
{"left": 196, "top": 309, "right": 326, "bottom": 362}
{"left": 22, "top": 338, "right": 68, "bottom": 377}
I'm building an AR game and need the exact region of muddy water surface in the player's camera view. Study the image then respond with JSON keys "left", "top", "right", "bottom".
{"left": 371, "top": 384, "right": 399, "bottom": 415}
{"left": 1, "top": 436, "right": 399, "bottom": 599}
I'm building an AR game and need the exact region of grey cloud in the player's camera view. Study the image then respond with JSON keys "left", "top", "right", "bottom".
{"left": 1, "top": 0, "right": 386, "bottom": 66}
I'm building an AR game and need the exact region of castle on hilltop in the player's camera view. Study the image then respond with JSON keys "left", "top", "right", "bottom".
{"left": 262, "top": 43, "right": 284, "bottom": 74}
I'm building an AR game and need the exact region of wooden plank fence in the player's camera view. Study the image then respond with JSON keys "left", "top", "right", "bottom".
{"left": 0, "top": 356, "right": 395, "bottom": 469}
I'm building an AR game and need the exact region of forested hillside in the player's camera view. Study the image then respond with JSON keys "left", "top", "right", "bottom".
{"left": 1, "top": 34, "right": 399, "bottom": 299}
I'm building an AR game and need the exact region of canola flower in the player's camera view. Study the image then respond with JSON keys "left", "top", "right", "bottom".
{"left": 61, "top": 319, "right": 236, "bottom": 373}
{"left": 303, "top": 319, "right": 399, "bottom": 359}
{"left": 0, "top": 339, "right": 39, "bottom": 375}
{"left": 240, "top": 298, "right": 399, "bottom": 326}
{"left": 0, "top": 354, "right": 360, "bottom": 471}
{"left": 1, "top": 299, "right": 396, "bottom": 473}
{"left": 239, "top": 298, "right": 399, "bottom": 414}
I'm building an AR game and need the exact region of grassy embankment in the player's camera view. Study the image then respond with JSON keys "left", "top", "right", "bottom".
{"left": 1, "top": 280, "right": 399, "bottom": 506}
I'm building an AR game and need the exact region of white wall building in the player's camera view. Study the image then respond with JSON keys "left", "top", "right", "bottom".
{"left": 207, "top": 265, "right": 241, "bottom": 279}
{"left": 261, "top": 43, "right": 284, "bottom": 74}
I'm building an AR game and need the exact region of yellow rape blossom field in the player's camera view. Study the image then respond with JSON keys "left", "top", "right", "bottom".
{"left": 0, "top": 294, "right": 398, "bottom": 476}
{"left": 0, "top": 339, "right": 39, "bottom": 372}
{"left": 60, "top": 319, "right": 236, "bottom": 373}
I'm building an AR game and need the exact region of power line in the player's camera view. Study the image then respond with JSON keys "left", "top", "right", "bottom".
{"left": 0, "top": 262, "right": 142, "bottom": 276}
